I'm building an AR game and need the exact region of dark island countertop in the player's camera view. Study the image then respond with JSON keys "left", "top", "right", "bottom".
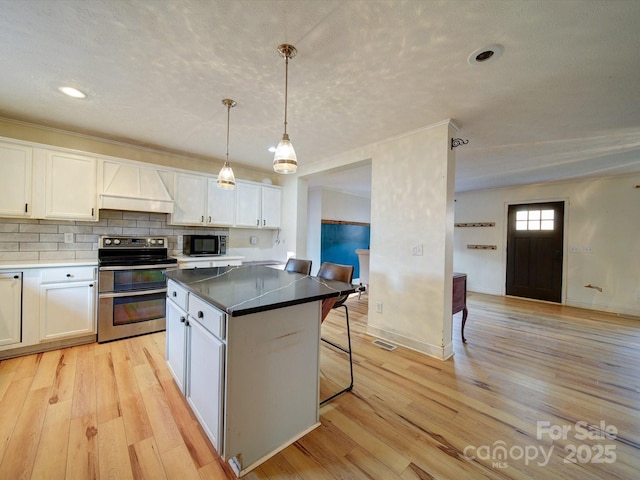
{"left": 165, "top": 265, "right": 356, "bottom": 317}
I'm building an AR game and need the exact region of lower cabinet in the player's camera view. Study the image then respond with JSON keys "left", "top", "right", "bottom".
{"left": 166, "top": 298, "right": 188, "bottom": 392}
{"left": 166, "top": 280, "right": 225, "bottom": 452}
{"left": 187, "top": 317, "right": 225, "bottom": 451}
{"left": 39, "top": 267, "right": 97, "bottom": 341}
{"left": 0, "top": 272, "right": 22, "bottom": 347}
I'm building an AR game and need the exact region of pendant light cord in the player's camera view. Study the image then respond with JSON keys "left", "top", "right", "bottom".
{"left": 226, "top": 102, "right": 231, "bottom": 163}
{"left": 283, "top": 55, "right": 289, "bottom": 136}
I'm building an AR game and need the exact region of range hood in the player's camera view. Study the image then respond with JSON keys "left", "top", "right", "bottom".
{"left": 100, "top": 161, "right": 174, "bottom": 213}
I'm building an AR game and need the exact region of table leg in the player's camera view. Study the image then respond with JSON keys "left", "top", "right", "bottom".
{"left": 461, "top": 307, "right": 468, "bottom": 343}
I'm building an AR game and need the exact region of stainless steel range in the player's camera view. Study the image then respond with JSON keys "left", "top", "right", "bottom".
{"left": 98, "top": 236, "right": 177, "bottom": 343}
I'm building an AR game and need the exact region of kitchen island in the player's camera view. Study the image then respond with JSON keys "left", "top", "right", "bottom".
{"left": 164, "top": 265, "right": 355, "bottom": 477}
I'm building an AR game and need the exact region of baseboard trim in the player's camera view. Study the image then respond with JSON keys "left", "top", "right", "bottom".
{"left": 366, "top": 325, "right": 453, "bottom": 360}
{"left": 0, "top": 334, "right": 96, "bottom": 360}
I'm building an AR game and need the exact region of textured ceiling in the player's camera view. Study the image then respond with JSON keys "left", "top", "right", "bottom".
{"left": 1, "top": 0, "right": 640, "bottom": 195}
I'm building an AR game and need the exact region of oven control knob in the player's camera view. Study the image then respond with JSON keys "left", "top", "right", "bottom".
{"left": 113, "top": 239, "right": 121, "bottom": 245}
{"left": 158, "top": 239, "right": 164, "bottom": 245}
{"left": 150, "top": 239, "right": 157, "bottom": 245}
{"left": 104, "top": 239, "right": 112, "bottom": 245}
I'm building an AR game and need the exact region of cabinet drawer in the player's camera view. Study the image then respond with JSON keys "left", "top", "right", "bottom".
{"left": 188, "top": 294, "right": 225, "bottom": 339}
{"left": 167, "top": 280, "right": 189, "bottom": 311}
{"left": 40, "top": 266, "right": 96, "bottom": 284}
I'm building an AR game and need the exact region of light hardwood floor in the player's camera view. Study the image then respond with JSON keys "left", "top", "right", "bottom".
{"left": 0, "top": 292, "right": 638, "bottom": 479}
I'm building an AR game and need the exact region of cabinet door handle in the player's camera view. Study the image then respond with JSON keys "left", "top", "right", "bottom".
{"left": 256, "top": 219, "right": 259, "bottom": 226}
{"left": 180, "top": 316, "right": 186, "bottom": 323}
{"left": 91, "top": 208, "right": 95, "bottom": 216}
{"left": 13, "top": 275, "right": 19, "bottom": 279}
{"left": 208, "top": 216, "right": 212, "bottom": 223}
{"left": 25, "top": 203, "right": 28, "bottom": 213}
{"left": 263, "top": 219, "right": 266, "bottom": 226}
{"left": 66, "top": 273, "right": 72, "bottom": 278}
{"left": 197, "top": 311, "right": 204, "bottom": 319}
{"left": 201, "top": 216, "right": 204, "bottom": 222}
{"left": 172, "top": 291, "right": 177, "bottom": 297}
{"left": 89, "top": 284, "right": 94, "bottom": 287}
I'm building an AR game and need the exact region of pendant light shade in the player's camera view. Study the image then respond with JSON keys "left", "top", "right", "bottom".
{"left": 273, "top": 44, "right": 298, "bottom": 174}
{"left": 218, "top": 98, "right": 236, "bottom": 189}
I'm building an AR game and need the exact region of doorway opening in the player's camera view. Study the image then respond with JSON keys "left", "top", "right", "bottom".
{"left": 506, "top": 201, "right": 564, "bottom": 302}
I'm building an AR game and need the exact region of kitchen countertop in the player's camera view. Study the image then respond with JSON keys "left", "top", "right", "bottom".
{"left": 165, "top": 265, "right": 355, "bottom": 317}
{"left": 0, "top": 259, "right": 98, "bottom": 269}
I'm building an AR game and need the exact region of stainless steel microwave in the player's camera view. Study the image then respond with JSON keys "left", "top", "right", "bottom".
{"left": 183, "top": 234, "right": 227, "bottom": 256}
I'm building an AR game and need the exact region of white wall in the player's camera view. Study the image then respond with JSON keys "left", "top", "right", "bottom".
{"left": 299, "top": 120, "right": 457, "bottom": 360}
{"left": 454, "top": 173, "right": 640, "bottom": 316}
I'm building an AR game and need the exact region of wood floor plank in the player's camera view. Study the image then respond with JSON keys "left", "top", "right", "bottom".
{"left": 160, "top": 443, "right": 201, "bottom": 480}
{"left": 128, "top": 437, "right": 167, "bottom": 480}
{"left": 71, "top": 344, "right": 96, "bottom": 419}
{"left": 65, "top": 413, "right": 99, "bottom": 480}
{"left": 0, "top": 376, "right": 35, "bottom": 464}
{"left": 139, "top": 383, "right": 183, "bottom": 453}
{"left": 97, "top": 416, "right": 134, "bottom": 480}
{"left": 49, "top": 347, "right": 78, "bottom": 405}
{"left": 0, "top": 386, "right": 49, "bottom": 480}
{"left": 31, "top": 349, "right": 61, "bottom": 391}
{"left": 95, "top": 352, "right": 121, "bottom": 425}
{"left": 31, "top": 398, "right": 72, "bottom": 479}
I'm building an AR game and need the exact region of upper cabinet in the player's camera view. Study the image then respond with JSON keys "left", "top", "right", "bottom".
{"left": 235, "top": 182, "right": 261, "bottom": 227}
{"left": 235, "top": 182, "right": 281, "bottom": 229}
{"left": 170, "top": 172, "right": 209, "bottom": 226}
{"left": 207, "top": 178, "right": 235, "bottom": 226}
{"left": 261, "top": 185, "right": 282, "bottom": 229}
{"left": 0, "top": 141, "right": 33, "bottom": 218}
{"left": 45, "top": 151, "right": 97, "bottom": 221}
{"left": 100, "top": 160, "right": 174, "bottom": 213}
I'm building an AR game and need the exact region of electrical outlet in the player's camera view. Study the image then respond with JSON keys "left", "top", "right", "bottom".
{"left": 584, "top": 247, "right": 593, "bottom": 253}
{"left": 376, "top": 301, "right": 383, "bottom": 313}
{"left": 64, "top": 232, "right": 74, "bottom": 244}
{"left": 569, "top": 246, "right": 579, "bottom": 253}
{"left": 411, "top": 243, "right": 423, "bottom": 256}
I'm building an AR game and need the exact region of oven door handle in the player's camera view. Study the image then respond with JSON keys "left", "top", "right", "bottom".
{"left": 99, "top": 288, "right": 167, "bottom": 299}
{"left": 99, "top": 264, "right": 177, "bottom": 271}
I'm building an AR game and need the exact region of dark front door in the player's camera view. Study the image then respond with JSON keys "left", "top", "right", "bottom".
{"left": 506, "top": 202, "right": 564, "bottom": 302}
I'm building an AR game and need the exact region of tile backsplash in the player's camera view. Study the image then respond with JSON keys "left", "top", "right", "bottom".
{"left": 0, "top": 210, "right": 228, "bottom": 261}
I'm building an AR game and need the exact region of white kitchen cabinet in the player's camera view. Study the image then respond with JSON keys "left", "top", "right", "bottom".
{"left": 170, "top": 172, "right": 208, "bottom": 225}
{"left": 166, "top": 281, "right": 226, "bottom": 453}
{"left": 207, "top": 178, "right": 235, "bottom": 226}
{"left": 235, "top": 182, "right": 282, "bottom": 229}
{"left": 45, "top": 151, "right": 97, "bottom": 221}
{"left": 0, "top": 141, "right": 33, "bottom": 218}
{"left": 261, "top": 185, "right": 281, "bottom": 228}
{"left": 39, "top": 267, "right": 97, "bottom": 341}
{"left": 166, "top": 282, "right": 188, "bottom": 392}
{"left": 0, "top": 272, "right": 22, "bottom": 347}
{"left": 187, "top": 313, "right": 225, "bottom": 452}
{"left": 235, "top": 182, "right": 261, "bottom": 227}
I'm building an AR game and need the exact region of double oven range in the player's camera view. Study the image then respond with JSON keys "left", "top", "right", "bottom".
{"left": 98, "top": 236, "right": 177, "bottom": 343}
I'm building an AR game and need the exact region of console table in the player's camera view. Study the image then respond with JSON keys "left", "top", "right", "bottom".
{"left": 453, "top": 273, "right": 469, "bottom": 342}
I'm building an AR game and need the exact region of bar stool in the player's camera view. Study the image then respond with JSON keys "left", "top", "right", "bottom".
{"left": 317, "top": 262, "right": 354, "bottom": 405}
{"left": 284, "top": 258, "right": 312, "bottom": 275}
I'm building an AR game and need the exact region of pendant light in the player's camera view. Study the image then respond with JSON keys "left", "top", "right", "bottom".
{"left": 273, "top": 44, "right": 298, "bottom": 174}
{"left": 217, "top": 98, "right": 237, "bottom": 189}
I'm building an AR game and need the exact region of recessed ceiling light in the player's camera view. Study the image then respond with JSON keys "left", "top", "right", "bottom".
{"left": 467, "top": 44, "right": 504, "bottom": 66}
{"left": 58, "top": 86, "right": 87, "bottom": 98}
